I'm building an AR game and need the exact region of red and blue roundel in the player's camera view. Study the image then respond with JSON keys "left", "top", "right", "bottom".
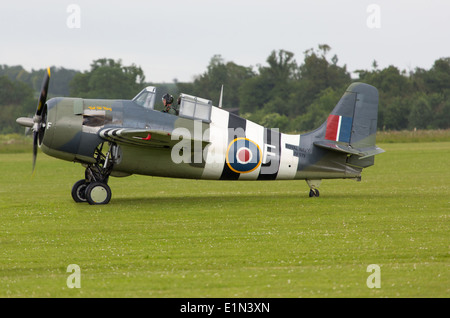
{"left": 226, "top": 138, "right": 262, "bottom": 173}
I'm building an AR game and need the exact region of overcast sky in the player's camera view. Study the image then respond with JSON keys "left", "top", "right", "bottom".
{"left": 1, "top": 0, "right": 450, "bottom": 83}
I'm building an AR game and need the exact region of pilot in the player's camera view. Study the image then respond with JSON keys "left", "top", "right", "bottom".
{"left": 161, "top": 93, "right": 178, "bottom": 115}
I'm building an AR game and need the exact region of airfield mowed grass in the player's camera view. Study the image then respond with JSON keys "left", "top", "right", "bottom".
{"left": 0, "top": 142, "right": 448, "bottom": 297}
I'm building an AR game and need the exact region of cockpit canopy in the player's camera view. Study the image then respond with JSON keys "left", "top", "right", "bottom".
{"left": 132, "top": 86, "right": 157, "bottom": 109}
{"left": 178, "top": 93, "right": 212, "bottom": 122}
{"left": 132, "top": 86, "right": 212, "bottom": 122}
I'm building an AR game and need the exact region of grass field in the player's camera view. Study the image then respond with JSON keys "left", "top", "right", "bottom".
{"left": 0, "top": 141, "right": 449, "bottom": 298}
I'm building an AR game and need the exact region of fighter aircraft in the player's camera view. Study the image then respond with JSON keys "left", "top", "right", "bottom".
{"left": 16, "top": 68, "right": 384, "bottom": 205}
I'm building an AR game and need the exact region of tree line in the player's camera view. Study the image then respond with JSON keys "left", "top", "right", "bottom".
{"left": 1, "top": 45, "right": 449, "bottom": 134}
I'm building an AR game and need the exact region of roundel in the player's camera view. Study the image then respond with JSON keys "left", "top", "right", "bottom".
{"left": 226, "top": 138, "right": 262, "bottom": 173}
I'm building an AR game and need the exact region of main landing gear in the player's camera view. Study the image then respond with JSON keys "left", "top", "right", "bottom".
{"left": 306, "top": 179, "right": 321, "bottom": 198}
{"left": 71, "top": 142, "right": 117, "bottom": 205}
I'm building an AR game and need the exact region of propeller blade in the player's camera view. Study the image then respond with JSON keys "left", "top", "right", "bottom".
{"left": 30, "top": 67, "right": 51, "bottom": 175}
{"left": 36, "top": 67, "right": 51, "bottom": 116}
{"left": 32, "top": 131, "right": 38, "bottom": 174}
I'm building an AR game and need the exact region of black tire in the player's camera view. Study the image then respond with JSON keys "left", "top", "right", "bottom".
{"left": 309, "top": 189, "right": 320, "bottom": 197}
{"left": 71, "top": 179, "right": 89, "bottom": 203}
{"left": 85, "top": 182, "right": 112, "bottom": 205}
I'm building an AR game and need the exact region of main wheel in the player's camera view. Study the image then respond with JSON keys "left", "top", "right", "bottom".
{"left": 71, "top": 179, "right": 89, "bottom": 203}
{"left": 309, "top": 189, "right": 320, "bottom": 197}
{"left": 85, "top": 182, "right": 112, "bottom": 205}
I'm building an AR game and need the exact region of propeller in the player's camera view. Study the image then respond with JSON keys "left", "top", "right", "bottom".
{"left": 16, "top": 67, "right": 51, "bottom": 174}
{"left": 32, "top": 67, "right": 51, "bottom": 173}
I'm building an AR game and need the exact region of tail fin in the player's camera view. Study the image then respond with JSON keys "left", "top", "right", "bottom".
{"left": 314, "top": 83, "right": 384, "bottom": 159}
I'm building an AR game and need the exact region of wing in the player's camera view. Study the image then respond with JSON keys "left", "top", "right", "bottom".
{"left": 99, "top": 127, "right": 208, "bottom": 148}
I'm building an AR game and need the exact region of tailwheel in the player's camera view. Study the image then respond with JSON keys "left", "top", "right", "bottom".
{"left": 306, "top": 179, "right": 322, "bottom": 198}
{"left": 85, "top": 182, "right": 111, "bottom": 205}
{"left": 71, "top": 179, "right": 89, "bottom": 203}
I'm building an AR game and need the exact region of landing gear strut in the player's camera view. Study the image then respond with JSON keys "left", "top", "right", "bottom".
{"left": 71, "top": 142, "right": 117, "bottom": 205}
{"left": 306, "top": 179, "right": 321, "bottom": 198}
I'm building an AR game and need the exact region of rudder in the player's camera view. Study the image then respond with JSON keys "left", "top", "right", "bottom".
{"left": 349, "top": 83, "right": 379, "bottom": 148}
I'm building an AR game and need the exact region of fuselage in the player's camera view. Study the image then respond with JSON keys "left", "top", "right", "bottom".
{"left": 39, "top": 96, "right": 363, "bottom": 182}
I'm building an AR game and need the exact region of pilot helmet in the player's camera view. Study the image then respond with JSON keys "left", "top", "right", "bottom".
{"left": 162, "top": 94, "right": 174, "bottom": 105}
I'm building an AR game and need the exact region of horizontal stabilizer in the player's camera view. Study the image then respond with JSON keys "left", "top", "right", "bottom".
{"left": 314, "top": 140, "right": 385, "bottom": 159}
{"left": 358, "top": 146, "right": 385, "bottom": 159}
